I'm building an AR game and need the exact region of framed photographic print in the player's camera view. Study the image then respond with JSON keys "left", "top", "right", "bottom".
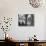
{"left": 18, "top": 14, "right": 34, "bottom": 26}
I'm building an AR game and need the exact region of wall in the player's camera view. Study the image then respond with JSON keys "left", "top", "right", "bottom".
{"left": 0, "top": 0, "right": 46, "bottom": 40}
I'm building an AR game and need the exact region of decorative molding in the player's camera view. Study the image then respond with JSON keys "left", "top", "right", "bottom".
{"left": 29, "top": 0, "right": 43, "bottom": 8}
